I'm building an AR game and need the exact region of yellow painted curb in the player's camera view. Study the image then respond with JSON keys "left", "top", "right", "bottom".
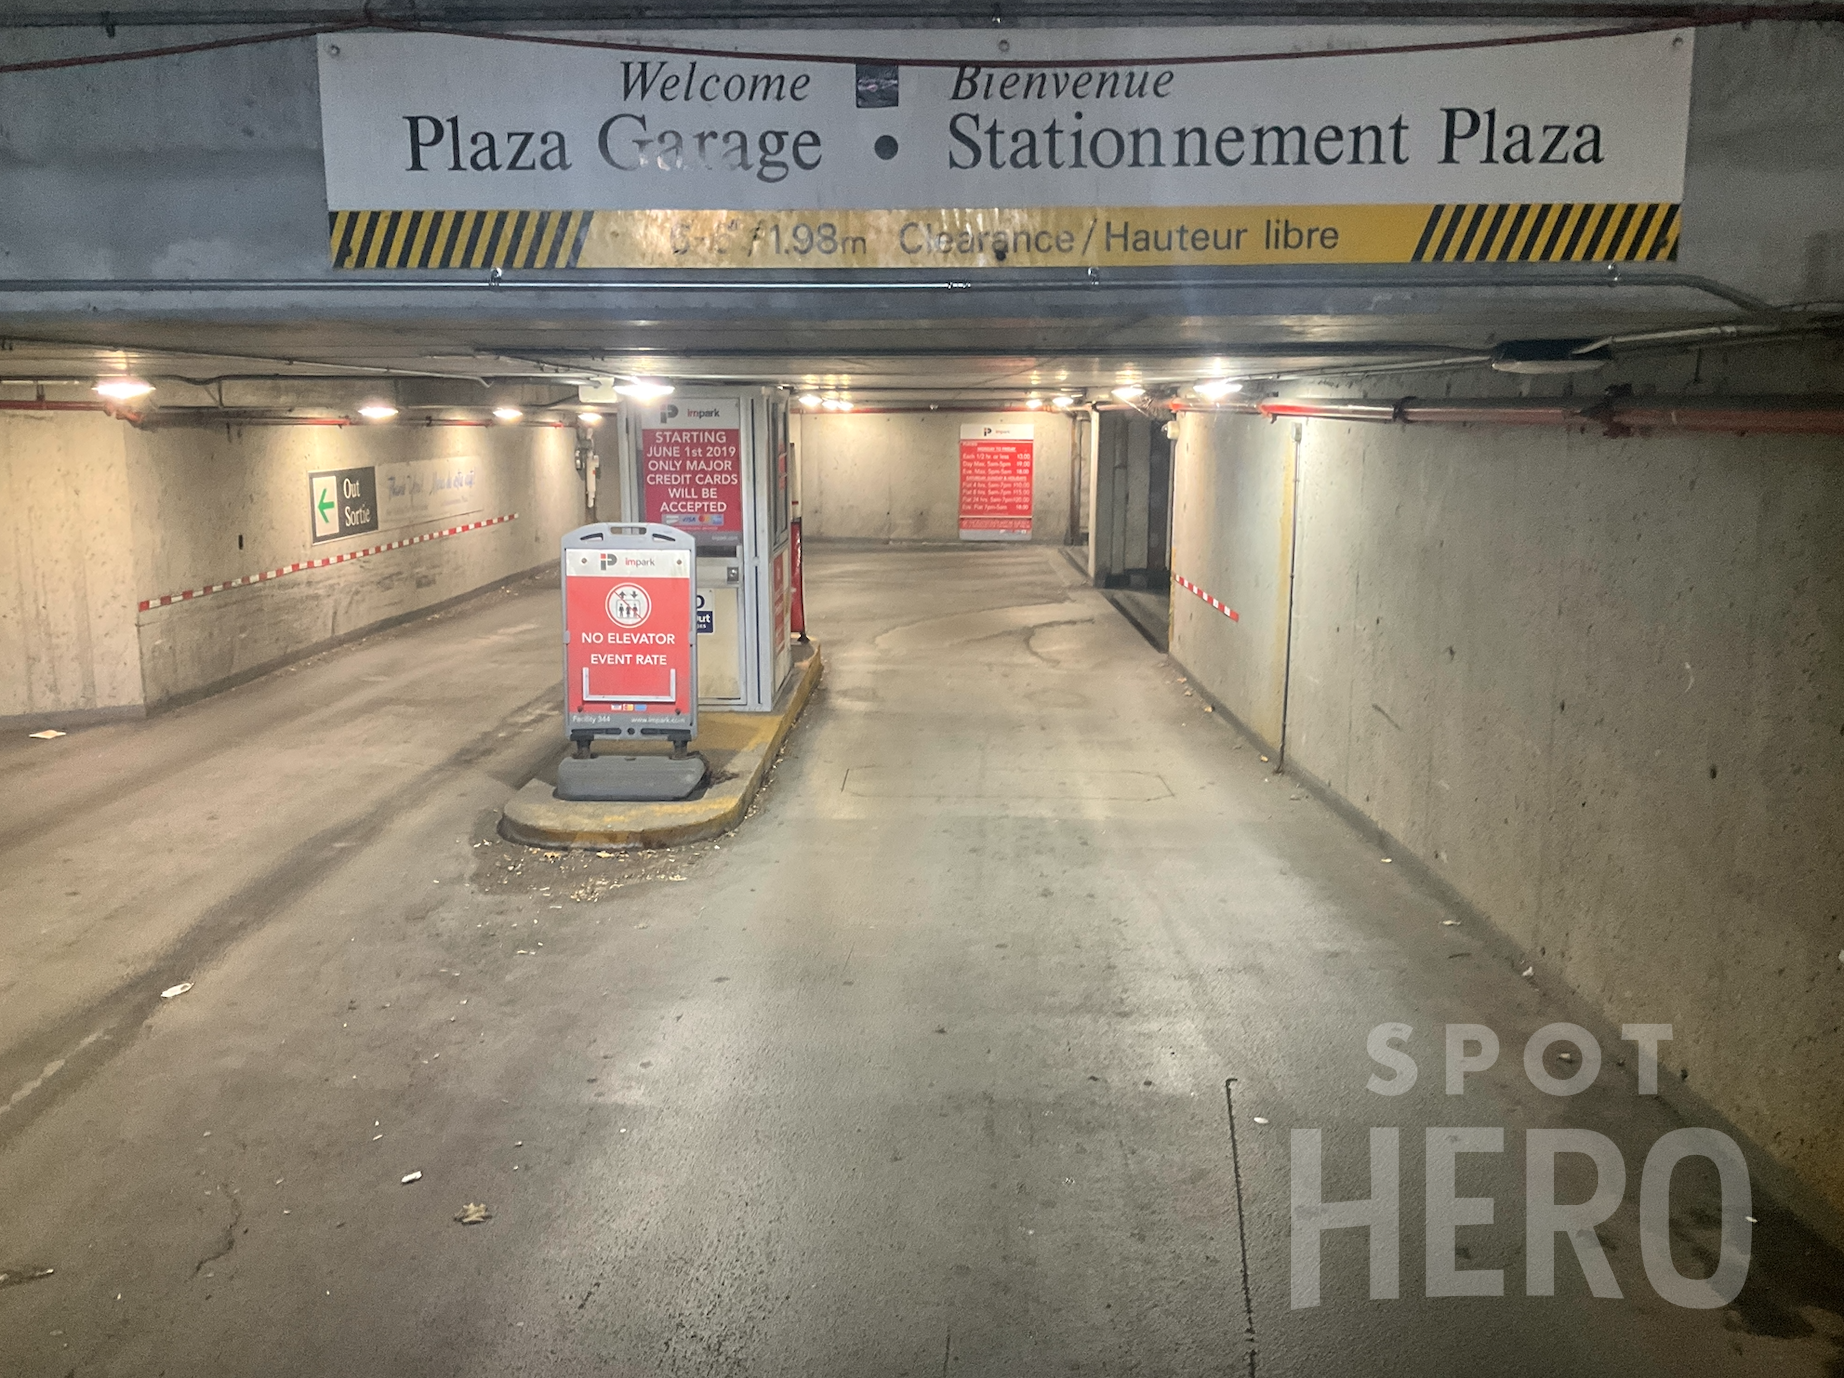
{"left": 499, "top": 642, "right": 823, "bottom": 849}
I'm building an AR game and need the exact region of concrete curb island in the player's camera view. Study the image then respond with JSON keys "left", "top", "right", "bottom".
{"left": 499, "top": 642, "right": 822, "bottom": 849}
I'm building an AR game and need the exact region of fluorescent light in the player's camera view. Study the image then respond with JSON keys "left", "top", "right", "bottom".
{"left": 1051, "top": 395, "right": 1076, "bottom": 409}
{"left": 492, "top": 406, "right": 524, "bottom": 421}
{"left": 798, "top": 393, "right": 823, "bottom": 408}
{"left": 576, "top": 411, "right": 602, "bottom": 425}
{"left": 357, "top": 403, "right": 399, "bottom": 420}
{"left": 1194, "top": 379, "right": 1243, "bottom": 401}
{"left": 822, "top": 397, "right": 852, "bottom": 411}
{"left": 613, "top": 380, "right": 674, "bottom": 401}
{"left": 1025, "top": 397, "right": 1044, "bottom": 409}
{"left": 1111, "top": 384, "right": 1146, "bottom": 401}
{"left": 94, "top": 377, "right": 154, "bottom": 400}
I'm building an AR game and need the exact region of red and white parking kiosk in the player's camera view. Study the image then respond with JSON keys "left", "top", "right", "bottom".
{"left": 613, "top": 389, "right": 795, "bottom": 713}
{"left": 557, "top": 522, "right": 705, "bottom": 801}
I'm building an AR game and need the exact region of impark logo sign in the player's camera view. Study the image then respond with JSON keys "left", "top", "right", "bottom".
{"left": 1291, "top": 1022, "right": 1751, "bottom": 1311}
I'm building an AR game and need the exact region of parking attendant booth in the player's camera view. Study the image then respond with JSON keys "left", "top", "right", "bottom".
{"left": 617, "top": 387, "right": 794, "bottom": 713}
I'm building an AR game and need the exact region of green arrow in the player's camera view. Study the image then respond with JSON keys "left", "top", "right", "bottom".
{"left": 317, "top": 486, "right": 335, "bottom": 521}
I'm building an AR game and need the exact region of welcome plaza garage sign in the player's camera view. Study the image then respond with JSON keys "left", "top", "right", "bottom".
{"left": 317, "top": 26, "right": 1692, "bottom": 270}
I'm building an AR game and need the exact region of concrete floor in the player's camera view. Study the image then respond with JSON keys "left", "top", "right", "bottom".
{"left": 0, "top": 546, "right": 1838, "bottom": 1377}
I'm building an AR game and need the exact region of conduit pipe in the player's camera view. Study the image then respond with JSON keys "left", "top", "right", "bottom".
{"left": 1204, "top": 394, "right": 1844, "bottom": 436}
{"left": 0, "top": 266, "right": 1778, "bottom": 312}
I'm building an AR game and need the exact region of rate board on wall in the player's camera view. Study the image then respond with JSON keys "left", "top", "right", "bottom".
{"left": 319, "top": 26, "right": 1692, "bottom": 270}
{"left": 959, "top": 423, "right": 1033, "bottom": 541}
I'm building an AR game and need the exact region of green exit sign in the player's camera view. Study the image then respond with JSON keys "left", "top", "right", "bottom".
{"left": 309, "top": 466, "right": 380, "bottom": 543}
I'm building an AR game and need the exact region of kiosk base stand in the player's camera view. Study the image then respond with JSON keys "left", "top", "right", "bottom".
{"left": 557, "top": 736, "right": 706, "bottom": 802}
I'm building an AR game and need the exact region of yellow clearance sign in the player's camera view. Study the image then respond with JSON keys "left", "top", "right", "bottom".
{"left": 318, "top": 27, "right": 1691, "bottom": 270}
{"left": 330, "top": 202, "right": 1680, "bottom": 270}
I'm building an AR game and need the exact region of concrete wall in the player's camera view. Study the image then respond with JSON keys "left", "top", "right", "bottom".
{"left": 130, "top": 420, "right": 583, "bottom": 706}
{"left": 0, "top": 412, "right": 144, "bottom": 724}
{"left": 799, "top": 410, "right": 1076, "bottom": 543}
{"left": 0, "top": 409, "right": 585, "bottom": 719}
{"left": 1072, "top": 413, "right": 1093, "bottom": 542}
{"left": 1168, "top": 411, "right": 1296, "bottom": 745}
{"left": 1168, "top": 348, "right": 1844, "bottom": 1219}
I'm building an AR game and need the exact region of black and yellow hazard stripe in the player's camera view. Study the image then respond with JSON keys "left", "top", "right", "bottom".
{"left": 328, "top": 204, "right": 1681, "bottom": 269}
{"left": 1411, "top": 202, "right": 1678, "bottom": 263}
{"left": 329, "top": 210, "right": 594, "bottom": 269}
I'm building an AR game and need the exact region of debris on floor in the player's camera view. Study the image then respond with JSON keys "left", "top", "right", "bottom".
{"left": 0, "top": 1265, "right": 56, "bottom": 1289}
{"left": 473, "top": 834, "right": 718, "bottom": 903}
{"left": 160, "top": 982, "right": 193, "bottom": 999}
{"left": 401, "top": 1171, "right": 423, "bottom": 1185}
{"left": 27, "top": 729, "right": 66, "bottom": 740}
{"left": 455, "top": 1203, "right": 492, "bottom": 1225}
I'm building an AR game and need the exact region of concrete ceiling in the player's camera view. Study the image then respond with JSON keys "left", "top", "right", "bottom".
{"left": 0, "top": 274, "right": 1811, "bottom": 405}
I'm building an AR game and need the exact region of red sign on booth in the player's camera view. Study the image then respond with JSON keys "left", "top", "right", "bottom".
{"left": 641, "top": 398, "right": 743, "bottom": 540}
{"left": 563, "top": 545, "right": 693, "bottom": 721}
{"left": 958, "top": 422, "right": 1034, "bottom": 541}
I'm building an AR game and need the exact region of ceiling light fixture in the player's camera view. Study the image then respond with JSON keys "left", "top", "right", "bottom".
{"left": 613, "top": 380, "right": 674, "bottom": 401}
{"left": 358, "top": 403, "right": 399, "bottom": 420}
{"left": 798, "top": 393, "right": 823, "bottom": 408}
{"left": 1051, "top": 395, "right": 1077, "bottom": 409}
{"left": 822, "top": 397, "right": 853, "bottom": 412}
{"left": 1489, "top": 339, "right": 1613, "bottom": 375}
{"left": 1025, "top": 397, "right": 1044, "bottom": 409}
{"left": 492, "top": 406, "right": 524, "bottom": 421}
{"left": 93, "top": 377, "right": 154, "bottom": 400}
{"left": 1111, "top": 383, "right": 1146, "bottom": 401}
{"left": 576, "top": 411, "right": 602, "bottom": 426}
{"left": 1193, "top": 379, "right": 1244, "bottom": 401}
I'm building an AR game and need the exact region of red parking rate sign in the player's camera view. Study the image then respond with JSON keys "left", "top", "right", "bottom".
{"left": 564, "top": 546, "right": 693, "bottom": 719}
{"left": 641, "top": 398, "right": 743, "bottom": 539}
{"left": 959, "top": 422, "right": 1034, "bottom": 540}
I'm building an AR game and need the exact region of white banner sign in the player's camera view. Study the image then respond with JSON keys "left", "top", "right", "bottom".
{"left": 318, "top": 26, "right": 1693, "bottom": 269}
{"left": 378, "top": 455, "right": 481, "bottom": 530}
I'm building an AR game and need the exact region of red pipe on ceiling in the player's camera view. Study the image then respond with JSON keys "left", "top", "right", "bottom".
{"left": 0, "top": 401, "right": 572, "bottom": 428}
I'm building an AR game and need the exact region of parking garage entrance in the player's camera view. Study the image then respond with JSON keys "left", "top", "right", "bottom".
{"left": 2, "top": 11, "right": 1842, "bottom": 1378}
